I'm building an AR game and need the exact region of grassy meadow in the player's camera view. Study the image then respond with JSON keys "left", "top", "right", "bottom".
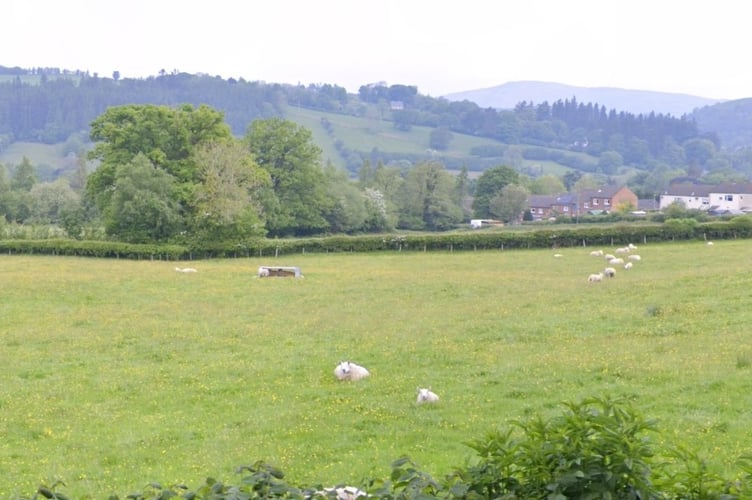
{"left": 2, "top": 240, "right": 752, "bottom": 497}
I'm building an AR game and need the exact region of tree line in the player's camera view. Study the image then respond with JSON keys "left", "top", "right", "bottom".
{"left": 1, "top": 66, "right": 746, "bottom": 184}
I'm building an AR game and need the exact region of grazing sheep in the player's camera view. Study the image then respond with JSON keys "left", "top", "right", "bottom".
{"left": 628, "top": 254, "right": 641, "bottom": 261}
{"left": 589, "top": 249, "right": 604, "bottom": 257}
{"left": 604, "top": 253, "right": 616, "bottom": 261}
{"left": 604, "top": 267, "right": 616, "bottom": 278}
{"left": 624, "top": 262, "right": 633, "bottom": 270}
{"left": 628, "top": 243, "right": 638, "bottom": 250}
{"left": 608, "top": 257, "right": 624, "bottom": 265}
{"left": 334, "top": 361, "right": 370, "bottom": 381}
{"left": 588, "top": 272, "right": 604, "bottom": 282}
{"left": 175, "top": 266, "right": 197, "bottom": 273}
{"left": 615, "top": 247, "right": 630, "bottom": 254}
{"left": 416, "top": 387, "right": 440, "bottom": 404}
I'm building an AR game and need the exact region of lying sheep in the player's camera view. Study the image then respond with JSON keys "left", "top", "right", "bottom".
{"left": 604, "top": 253, "right": 616, "bottom": 261}
{"left": 628, "top": 254, "right": 641, "bottom": 261}
{"left": 175, "top": 266, "right": 197, "bottom": 273}
{"left": 416, "top": 387, "right": 440, "bottom": 404}
{"left": 604, "top": 267, "right": 616, "bottom": 278}
{"left": 588, "top": 272, "right": 604, "bottom": 282}
{"left": 608, "top": 257, "right": 624, "bottom": 265}
{"left": 334, "top": 361, "right": 370, "bottom": 381}
{"left": 589, "top": 249, "right": 604, "bottom": 257}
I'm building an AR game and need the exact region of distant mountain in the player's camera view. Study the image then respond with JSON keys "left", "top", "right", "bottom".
{"left": 443, "top": 81, "right": 725, "bottom": 117}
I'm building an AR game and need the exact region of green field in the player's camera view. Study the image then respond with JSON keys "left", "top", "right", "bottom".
{"left": 1, "top": 241, "right": 751, "bottom": 497}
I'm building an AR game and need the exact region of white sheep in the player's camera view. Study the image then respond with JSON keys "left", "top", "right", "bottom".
{"left": 334, "top": 361, "right": 370, "bottom": 381}
{"left": 608, "top": 257, "right": 624, "bottom": 265}
{"left": 416, "top": 387, "right": 440, "bottom": 404}
{"left": 628, "top": 254, "right": 641, "bottom": 261}
{"left": 554, "top": 253, "right": 563, "bottom": 258}
{"left": 604, "top": 253, "right": 616, "bottom": 261}
{"left": 604, "top": 267, "right": 616, "bottom": 278}
{"left": 624, "top": 262, "right": 633, "bottom": 270}
{"left": 615, "top": 247, "right": 630, "bottom": 254}
{"left": 707, "top": 241, "right": 714, "bottom": 246}
{"left": 257, "top": 266, "right": 270, "bottom": 277}
{"left": 589, "top": 249, "right": 604, "bottom": 257}
{"left": 628, "top": 243, "right": 638, "bottom": 250}
{"left": 588, "top": 272, "right": 604, "bottom": 282}
{"left": 175, "top": 266, "right": 197, "bottom": 273}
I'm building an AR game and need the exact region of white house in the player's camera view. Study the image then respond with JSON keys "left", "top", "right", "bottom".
{"left": 660, "top": 182, "right": 752, "bottom": 213}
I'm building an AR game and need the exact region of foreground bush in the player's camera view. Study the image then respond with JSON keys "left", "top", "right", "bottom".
{"left": 27, "top": 396, "right": 752, "bottom": 499}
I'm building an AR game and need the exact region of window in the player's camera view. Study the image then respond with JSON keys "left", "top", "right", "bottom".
{"left": 593, "top": 199, "right": 599, "bottom": 206}
{"left": 563, "top": 206, "right": 569, "bottom": 212}
{"left": 604, "top": 199, "right": 610, "bottom": 206}
{"left": 726, "top": 194, "right": 734, "bottom": 201}
{"left": 583, "top": 202, "right": 589, "bottom": 209}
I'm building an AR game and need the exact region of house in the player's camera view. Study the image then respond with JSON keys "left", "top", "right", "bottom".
{"left": 659, "top": 182, "right": 752, "bottom": 213}
{"left": 577, "top": 186, "right": 638, "bottom": 214}
{"left": 527, "top": 193, "right": 578, "bottom": 220}
{"left": 526, "top": 185, "right": 638, "bottom": 220}
{"left": 659, "top": 183, "right": 713, "bottom": 210}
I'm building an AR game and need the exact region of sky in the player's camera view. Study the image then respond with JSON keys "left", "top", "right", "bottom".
{"left": 5, "top": 0, "right": 751, "bottom": 100}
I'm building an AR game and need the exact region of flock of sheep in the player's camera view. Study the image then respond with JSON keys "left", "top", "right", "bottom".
{"left": 333, "top": 361, "right": 439, "bottom": 405}
{"left": 585, "top": 243, "right": 642, "bottom": 282}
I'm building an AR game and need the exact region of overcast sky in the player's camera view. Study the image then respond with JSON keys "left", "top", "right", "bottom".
{"left": 5, "top": 0, "right": 750, "bottom": 100}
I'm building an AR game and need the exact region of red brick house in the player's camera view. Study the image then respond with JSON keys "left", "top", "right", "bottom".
{"left": 526, "top": 185, "right": 638, "bottom": 220}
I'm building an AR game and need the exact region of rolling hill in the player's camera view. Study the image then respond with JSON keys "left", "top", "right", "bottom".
{"left": 443, "top": 81, "right": 725, "bottom": 117}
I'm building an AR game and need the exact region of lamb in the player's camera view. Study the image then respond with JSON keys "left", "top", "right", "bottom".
{"left": 416, "top": 387, "right": 440, "bottom": 404}
{"left": 604, "top": 267, "right": 616, "bottom": 278}
{"left": 588, "top": 272, "right": 604, "bottom": 282}
{"left": 175, "top": 266, "right": 197, "bottom": 273}
{"left": 334, "top": 361, "right": 370, "bottom": 381}
{"left": 624, "top": 262, "right": 633, "bottom": 270}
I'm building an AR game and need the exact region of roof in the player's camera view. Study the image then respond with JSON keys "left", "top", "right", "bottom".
{"left": 662, "top": 183, "right": 713, "bottom": 197}
{"left": 578, "top": 185, "right": 626, "bottom": 199}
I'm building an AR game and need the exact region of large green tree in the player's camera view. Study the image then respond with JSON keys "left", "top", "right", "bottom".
{"left": 398, "top": 161, "right": 463, "bottom": 230}
{"left": 190, "top": 141, "right": 271, "bottom": 241}
{"left": 86, "top": 104, "right": 232, "bottom": 218}
{"left": 103, "top": 153, "right": 183, "bottom": 242}
{"left": 245, "top": 118, "right": 333, "bottom": 236}
{"left": 472, "top": 165, "right": 519, "bottom": 217}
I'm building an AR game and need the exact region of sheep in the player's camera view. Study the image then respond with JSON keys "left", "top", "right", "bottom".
{"left": 175, "top": 266, "right": 197, "bottom": 273}
{"left": 707, "top": 241, "right": 714, "bottom": 246}
{"left": 589, "top": 249, "right": 604, "bottom": 257}
{"left": 334, "top": 361, "right": 370, "bottom": 381}
{"left": 604, "top": 253, "right": 616, "bottom": 261}
{"left": 628, "top": 243, "right": 638, "bottom": 250}
{"left": 416, "top": 387, "right": 440, "bottom": 404}
{"left": 615, "top": 247, "right": 630, "bottom": 254}
{"left": 257, "top": 266, "right": 270, "bottom": 277}
{"left": 624, "top": 262, "right": 633, "bottom": 270}
{"left": 604, "top": 267, "right": 616, "bottom": 278}
{"left": 588, "top": 272, "right": 604, "bottom": 282}
{"left": 608, "top": 257, "right": 624, "bottom": 266}
{"left": 628, "top": 254, "right": 641, "bottom": 261}
{"left": 554, "top": 253, "right": 563, "bottom": 258}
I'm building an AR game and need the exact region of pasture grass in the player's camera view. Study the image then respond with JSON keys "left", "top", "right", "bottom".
{"left": 1, "top": 240, "right": 751, "bottom": 497}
